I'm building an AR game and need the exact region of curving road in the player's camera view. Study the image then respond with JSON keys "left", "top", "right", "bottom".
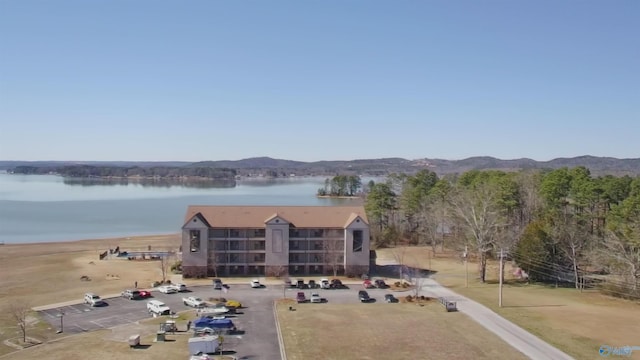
{"left": 420, "top": 278, "right": 575, "bottom": 360}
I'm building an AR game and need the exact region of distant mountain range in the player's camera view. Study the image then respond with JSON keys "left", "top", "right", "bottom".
{"left": 2, "top": 155, "right": 640, "bottom": 176}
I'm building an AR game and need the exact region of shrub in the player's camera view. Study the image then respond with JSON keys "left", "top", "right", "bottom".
{"left": 406, "top": 295, "right": 413, "bottom": 302}
{"left": 394, "top": 281, "right": 401, "bottom": 287}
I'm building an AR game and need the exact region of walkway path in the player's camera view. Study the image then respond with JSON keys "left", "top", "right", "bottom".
{"left": 420, "top": 278, "right": 574, "bottom": 360}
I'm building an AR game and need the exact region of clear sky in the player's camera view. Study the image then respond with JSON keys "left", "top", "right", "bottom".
{"left": 0, "top": 1, "right": 638, "bottom": 162}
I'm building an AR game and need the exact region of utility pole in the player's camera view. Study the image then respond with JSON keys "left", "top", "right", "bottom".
{"left": 499, "top": 248, "right": 504, "bottom": 308}
{"left": 464, "top": 245, "right": 468, "bottom": 288}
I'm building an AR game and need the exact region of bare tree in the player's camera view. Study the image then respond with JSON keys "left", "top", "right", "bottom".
{"left": 408, "top": 267, "right": 427, "bottom": 297}
{"left": 324, "top": 239, "right": 344, "bottom": 277}
{"left": 9, "top": 301, "right": 32, "bottom": 343}
{"left": 267, "top": 265, "right": 288, "bottom": 278}
{"left": 450, "top": 183, "right": 504, "bottom": 283}
{"left": 552, "top": 212, "right": 589, "bottom": 289}
{"left": 159, "top": 251, "right": 176, "bottom": 282}
{"left": 599, "top": 230, "right": 640, "bottom": 292}
{"left": 417, "top": 201, "right": 446, "bottom": 255}
{"left": 391, "top": 247, "right": 409, "bottom": 281}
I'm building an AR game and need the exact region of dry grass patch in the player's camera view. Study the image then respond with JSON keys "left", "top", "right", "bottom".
{"left": 276, "top": 301, "right": 528, "bottom": 360}
{"left": 376, "top": 247, "right": 640, "bottom": 360}
{"left": 0, "top": 234, "right": 180, "bottom": 356}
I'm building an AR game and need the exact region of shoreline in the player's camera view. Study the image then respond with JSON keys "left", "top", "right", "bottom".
{"left": 0, "top": 232, "right": 180, "bottom": 247}
{"left": 316, "top": 195, "right": 363, "bottom": 199}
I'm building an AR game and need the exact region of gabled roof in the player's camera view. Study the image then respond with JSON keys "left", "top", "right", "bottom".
{"left": 264, "top": 213, "right": 291, "bottom": 224}
{"left": 344, "top": 213, "right": 368, "bottom": 227}
{"left": 183, "top": 206, "right": 368, "bottom": 228}
{"left": 182, "top": 212, "right": 212, "bottom": 229}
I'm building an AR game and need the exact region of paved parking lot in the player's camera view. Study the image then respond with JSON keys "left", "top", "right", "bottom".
{"left": 37, "top": 283, "right": 397, "bottom": 359}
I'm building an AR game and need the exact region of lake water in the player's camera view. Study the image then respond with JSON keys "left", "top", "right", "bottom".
{"left": 0, "top": 173, "right": 370, "bottom": 244}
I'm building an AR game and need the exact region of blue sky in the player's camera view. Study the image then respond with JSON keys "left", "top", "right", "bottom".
{"left": 0, "top": 1, "right": 638, "bottom": 162}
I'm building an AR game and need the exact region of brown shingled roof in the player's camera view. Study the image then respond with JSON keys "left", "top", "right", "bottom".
{"left": 183, "top": 205, "right": 368, "bottom": 228}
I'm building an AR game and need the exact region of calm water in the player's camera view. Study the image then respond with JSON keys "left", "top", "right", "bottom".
{"left": 0, "top": 173, "right": 369, "bottom": 244}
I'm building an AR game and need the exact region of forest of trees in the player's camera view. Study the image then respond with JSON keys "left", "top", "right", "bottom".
{"left": 317, "top": 175, "right": 363, "bottom": 196}
{"left": 11, "top": 165, "right": 237, "bottom": 180}
{"left": 364, "top": 168, "right": 640, "bottom": 300}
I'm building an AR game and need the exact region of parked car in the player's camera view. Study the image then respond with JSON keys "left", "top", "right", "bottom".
{"left": 84, "top": 293, "right": 105, "bottom": 307}
{"left": 296, "top": 279, "right": 306, "bottom": 289}
{"left": 171, "top": 283, "right": 187, "bottom": 292}
{"left": 139, "top": 290, "right": 152, "bottom": 298}
{"left": 310, "top": 293, "right": 322, "bottom": 303}
{"left": 213, "top": 279, "right": 223, "bottom": 290}
{"left": 358, "top": 290, "right": 371, "bottom": 302}
{"left": 225, "top": 300, "right": 242, "bottom": 309}
{"left": 375, "top": 279, "right": 388, "bottom": 289}
{"left": 250, "top": 279, "right": 262, "bottom": 288}
{"left": 197, "top": 304, "right": 230, "bottom": 315}
{"left": 330, "top": 279, "right": 345, "bottom": 289}
{"left": 158, "top": 285, "right": 178, "bottom": 294}
{"left": 183, "top": 296, "right": 206, "bottom": 308}
{"left": 363, "top": 279, "right": 375, "bottom": 289}
{"left": 308, "top": 280, "right": 317, "bottom": 289}
{"left": 147, "top": 300, "right": 171, "bottom": 315}
{"left": 296, "top": 292, "right": 306, "bottom": 303}
{"left": 384, "top": 294, "right": 398, "bottom": 303}
{"left": 121, "top": 289, "right": 142, "bottom": 300}
{"left": 284, "top": 278, "right": 294, "bottom": 288}
{"left": 320, "top": 278, "right": 330, "bottom": 289}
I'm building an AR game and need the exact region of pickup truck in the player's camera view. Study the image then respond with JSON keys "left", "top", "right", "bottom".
{"left": 183, "top": 296, "right": 206, "bottom": 308}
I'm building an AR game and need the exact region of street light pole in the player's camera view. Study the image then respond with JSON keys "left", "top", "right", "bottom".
{"left": 58, "top": 311, "right": 65, "bottom": 333}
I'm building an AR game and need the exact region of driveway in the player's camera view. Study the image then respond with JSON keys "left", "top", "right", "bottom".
{"left": 420, "top": 278, "right": 575, "bottom": 360}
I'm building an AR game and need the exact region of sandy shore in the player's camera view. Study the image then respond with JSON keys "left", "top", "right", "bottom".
{"left": 0, "top": 234, "right": 181, "bottom": 308}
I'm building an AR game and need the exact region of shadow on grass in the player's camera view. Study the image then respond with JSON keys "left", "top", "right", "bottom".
{"left": 372, "top": 264, "right": 438, "bottom": 278}
{"left": 132, "top": 345, "right": 152, "bottom": 350}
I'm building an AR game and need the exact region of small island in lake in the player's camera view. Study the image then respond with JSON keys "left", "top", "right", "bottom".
{"left": 316, "top": 175, "right": 364, "bottom": 198}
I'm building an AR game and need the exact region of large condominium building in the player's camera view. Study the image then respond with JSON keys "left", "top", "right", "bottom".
{"left": 181, "top": 205, "right": 370, "bottom": 278}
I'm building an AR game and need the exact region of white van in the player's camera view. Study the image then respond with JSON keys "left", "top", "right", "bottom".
{"left": 147, "top": 300, "right": 171, "bottom": 315}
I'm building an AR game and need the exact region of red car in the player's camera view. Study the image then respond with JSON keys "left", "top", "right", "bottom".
{"left": 139, "top": 290, "right": 152, "bottom": 298}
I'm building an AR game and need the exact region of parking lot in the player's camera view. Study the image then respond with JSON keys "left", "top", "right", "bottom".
{"left": 37, "top": 282, "right": 397, "bottom": 359}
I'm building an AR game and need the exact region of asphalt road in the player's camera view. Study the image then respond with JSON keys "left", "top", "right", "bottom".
{"left": 421, "top": 278, "right": 575, "bottom": 360}
{"left": 37, "top": 284, "right": 394, "bottom": 360}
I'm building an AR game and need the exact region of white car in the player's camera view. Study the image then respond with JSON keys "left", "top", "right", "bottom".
{"left": 84, "top": 293, "right": 105, "bottom": 307}
{"left": 320, "top": 278, "right": 330, "bottom": 289}
{"left": 158, "top": 285, "right": 178, "bottom": 294}
{"left": 147, "top": 300, "right": 171, "bottom": 315}
{"left": 310, "top": 293, "right": 322, "bottom": 303}
{"left": 250, "top": 279, "right": 262, "bottom": 288}
{"left": 183, "top": 296, "right": 205, "bottom": 308}
{"left": 171, "top": 283, "right": 187, "bottom": 292}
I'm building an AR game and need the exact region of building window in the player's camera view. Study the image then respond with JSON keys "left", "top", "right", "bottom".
{"left": 190, "top": 230, "right": 200, "bottom": 252}
{"left": 211, "top": 229, "right": 226, "bottom": 238}
{"left": 229, "top": 229, "right": 243, "bottom": 238}
{"left": 353, "top": 230, "right": 363, "bottom": 252}
{"left": 310, "top": 229, "right": 324, "bottom": 238}
{"left": 250, "top": 229, "right": 265, "bottom": 238}
{"left": 289, "top": 229, "right": 307, "bottom": 238}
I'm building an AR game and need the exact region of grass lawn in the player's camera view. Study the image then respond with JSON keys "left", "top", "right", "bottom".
{"left": 276, "top": 300, "right": 529, "bottom": 360}
{"left": 3, "top": 313, "right": 234, "bottom": 360}
{"left": 0, "top": 234, "right": 180, "bottom": 357}
{"left": 376, "top": 247, "right": 640, "bottom": 360}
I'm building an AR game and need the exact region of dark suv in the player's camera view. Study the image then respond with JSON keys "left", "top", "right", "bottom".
{"left": 358, "top": 290, "right": 370, "bottom": 302}
{"left": 121, "top": 289, "right": 141, "bottom": 300}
